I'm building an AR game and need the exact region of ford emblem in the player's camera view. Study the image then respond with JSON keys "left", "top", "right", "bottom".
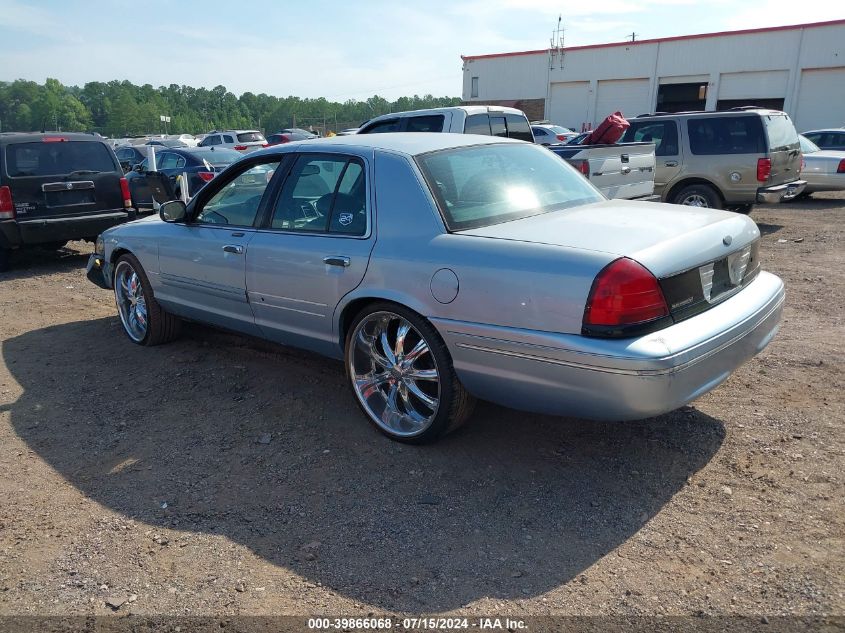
{"left": 723, "top": 235, "right": 732, "bottom": 246}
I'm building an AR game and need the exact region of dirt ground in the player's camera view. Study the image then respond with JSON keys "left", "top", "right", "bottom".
{"left": 0, "top": 194, "right": 843, "bottom": 623}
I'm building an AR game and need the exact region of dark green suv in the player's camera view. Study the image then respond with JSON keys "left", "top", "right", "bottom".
{"left": 0, "top": 132, "right": 135, "bottom": 271}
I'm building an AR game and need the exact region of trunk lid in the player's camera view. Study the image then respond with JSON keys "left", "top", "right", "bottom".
{"left": 461, "top": 200, "right": 760, "bottom": 278}
{"left": 763, "top": 112, "right": 802, "bottom": 185}
{"left": 4, "top": 139, "right": 124, "bottom": 219}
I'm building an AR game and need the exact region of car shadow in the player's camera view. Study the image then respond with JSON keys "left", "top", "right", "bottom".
{"left": 755, "top": 222, "right": 784, "bottom": 237}
{"left": 0, "top": 243, "right": 91, "bottom": 281}
{"left": 3, "top": 318, "right": 726, "bottom": 611}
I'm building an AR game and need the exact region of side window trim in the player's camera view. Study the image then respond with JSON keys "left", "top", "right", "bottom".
{"left": 189, "top": 155, "right": 287, "bottom": 229}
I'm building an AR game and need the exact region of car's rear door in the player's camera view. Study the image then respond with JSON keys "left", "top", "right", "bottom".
{"left": 245, "top": 151, "right": 375, "bottom": 357}
{"left": 4, "top": 138, "right": 124, "bottom": 221}
{"left": 622, "top": 119, "right": 682, "bottom": 196}
{"left": 762, "top": 113, "right": 802, "bottom": 185}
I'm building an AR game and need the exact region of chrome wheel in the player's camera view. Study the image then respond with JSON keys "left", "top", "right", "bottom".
{"left": 348, "top": 311, "right": 440, "bottom": 438}
{"left": 114, "top": 260, "right": 148, "bottom": 342}
{"left": 681, "top": 193, "right": 710, "bottom": 207}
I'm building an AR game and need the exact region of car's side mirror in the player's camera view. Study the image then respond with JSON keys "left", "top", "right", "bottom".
{"left": 133, "top": 163, "right": 143, "bottom": 173}
{"left": 159, "top": 200, "right": 187, "bottom": 223}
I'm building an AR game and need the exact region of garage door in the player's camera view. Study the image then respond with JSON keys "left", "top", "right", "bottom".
{"left": 547, "top": 81, "right": 590, "bottom": 131}
{"left": 595, "top": 78, "right": 651, "bottom": 123}
{"left": 794, "top": 67, "right": 845, "bottom": 131}
{"left": 718, "top": 70, "right": 788, "bottom": 99}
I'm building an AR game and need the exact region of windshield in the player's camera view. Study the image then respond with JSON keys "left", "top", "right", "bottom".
{"left": 764, "top": 114, "right": 800, "bottom": 151}
{"left": 237, "top": 132, "right": 266, "bottom": 143}
{"left": 5, "top": 141, "right": 117, "bottom": 177}
{"left": 799, "top": 135, "right": 820, "bottom": 154}
{"left": 416, "top": 143, "right": 604, "bottom": 231}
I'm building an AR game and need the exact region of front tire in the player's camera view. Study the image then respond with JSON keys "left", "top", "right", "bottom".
{"left": 672, "top": 184, "right": 722, "bottom": 209}
{"left": 113, "top": 253, "right": 181, "bottom": 346}
{"left": 345, "top": 302, "right": 475, "bottom": 444}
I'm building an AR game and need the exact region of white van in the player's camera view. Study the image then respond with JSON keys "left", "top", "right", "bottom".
{"left": 356, "top": 106, "right": 535, "bottom": 142}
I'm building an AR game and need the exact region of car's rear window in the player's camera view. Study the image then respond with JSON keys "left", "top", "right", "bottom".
{"left": 763, "top": 114, "right": 800, "bottom": 151}
{"left": 5, "top": 141, "right": 117, "bottom": 178}
{"left": 416, "top": 143, "right": 603, "bottom": 231}
{"left": 237, "top": 132, "right": 266, "bottom": 143}
{"left": 687, "top": 116, "right": 766, "bottom": 155}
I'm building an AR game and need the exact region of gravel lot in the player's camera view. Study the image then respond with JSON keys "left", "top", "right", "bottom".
{"left": 0, "top": 194, "right": 843, "bottom": 622}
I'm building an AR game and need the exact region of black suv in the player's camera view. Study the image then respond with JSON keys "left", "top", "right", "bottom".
{"left": 0, "top": 132, "right": 134, "bottom": 271}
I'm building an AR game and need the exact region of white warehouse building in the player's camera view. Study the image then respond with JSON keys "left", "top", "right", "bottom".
{"left": 461, "top": 19, "right": 845, "bottom": 133}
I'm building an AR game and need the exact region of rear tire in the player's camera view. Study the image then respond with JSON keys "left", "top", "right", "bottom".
{"left": 672, "top": 184, "right": 723, "bottom": 209}
{"left": 113, "top": 253, "right": 181, "bottom": 346}
{"left": 345, "top": 302, "right": 475, "bottom": 444}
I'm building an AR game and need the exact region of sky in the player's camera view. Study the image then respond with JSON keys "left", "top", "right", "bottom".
{"left": 0, "top": 0, "right": 842, "bottom": 101}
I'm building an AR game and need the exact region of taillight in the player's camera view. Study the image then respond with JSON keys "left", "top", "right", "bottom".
{"left": 233, "top": 145, "right": 248, "bottom": 151}
{"left": 261, "top": 143, "right": 269, "bottom": 147}
{"left": 0, "top": 186, "right": 14, "bottom": 220}
{"left": 197, "top": 171, "right": 215, "bottom": 182}
{"left": 119, "top": 177, "right": 132, "bottom": 209}
{"left": 572, "top": 160, "right": 589, "bottom": 178}
{"left": 838, "top": 159, "right": 845, "bottom": 174}
{"left": 583, "top": 258, "right": 669, "bottom": 332}
{"left": 42, "top": 136, "right": 67, "bottom": 143}
{"left": 800, "top": 158, "right": 806, "bottom": 173}
{"left": 757, "top": 157, "right": 771, "bottom": 182}
{"left": 556, "top": 134, "right": 566, "bottom": 141}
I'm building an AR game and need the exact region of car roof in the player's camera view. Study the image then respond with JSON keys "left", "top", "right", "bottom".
{"left": 363, "top": 105, "right": 526, "bottom": 126}
{"left": 0, "top": 132, "right": 107, "bottom": 144}
{"left": 802, "top": 128, "right": 845, "bottom": 133}
{"left": 254, "top": 132, "right": 523, "bottom": 157}
{"left": 635, "top": 108, "right": 786, "bottom": 119}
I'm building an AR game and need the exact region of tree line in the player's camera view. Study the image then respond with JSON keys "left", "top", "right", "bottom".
{"left": 0, "top": 78, "right": 461, "bottom": 137}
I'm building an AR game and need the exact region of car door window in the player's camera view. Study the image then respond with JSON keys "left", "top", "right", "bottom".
{"left": 203, "top": 135, "right": 221, "bottom": 146}
{"left": 505, "top": 114, "right": 534, "bottom": 142}
{"left": 359, "top": 119, "right": 401, "bottom": 134}
{"left": 623, "top": 120, "right": 679, "bottom": 156}
{"left": 158, "top": 152, "right": 179, "bottom": 170}
{"left": 270, "top": 154, "right": 366, "bottom": 235}
{"left": 405, "top": 115, "right": 444, "bottom": 132}
{"left": 195, "top": 160, "right": 280, "bottom": 227}
{"left": 464, "top": 114, "right": 491, "bottom": 135}
{"left": 175, "top": 156, "right": 187, "bottom": 170}
{"left": 490, "top": 116, "right": 507, "bottom": 138}
{"left": 223, "top": 135, "right": 235, "bottom": 144}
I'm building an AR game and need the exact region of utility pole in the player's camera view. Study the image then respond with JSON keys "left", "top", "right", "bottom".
{"left": 628, "top": 32, "right": 638, "bottom": 42}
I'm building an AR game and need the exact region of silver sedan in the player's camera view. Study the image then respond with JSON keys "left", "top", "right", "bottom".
{"left": 87, "top": 134, "right": 784, "bottom": 443}
{"left": 799, "top": 134, "right": 845, "bottom": 194}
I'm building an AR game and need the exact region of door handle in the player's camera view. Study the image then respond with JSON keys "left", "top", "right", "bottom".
{"left": 323, "top": 256, "right": 350, "bottom": 267}
{"left": 664, "top": 161, "right": 678, "bottom": 167}
{"left": 222, "top": 244, "right": 244, "bottom": 254}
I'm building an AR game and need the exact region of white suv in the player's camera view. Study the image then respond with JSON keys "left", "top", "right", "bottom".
{"left": 357, "top": 106, "right": 534, "bottom": 142}
{"left": 198, "top": 130, "right": 267, "bottom": 153}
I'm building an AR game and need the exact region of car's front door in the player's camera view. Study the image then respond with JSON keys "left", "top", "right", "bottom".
{"left": 156, "top": 157, "right": 283, "bottom": 336}
{"left": 246, "top": 152, "right": 375, "bottom": 357}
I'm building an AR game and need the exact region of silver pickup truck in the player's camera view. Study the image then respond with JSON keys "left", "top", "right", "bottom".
{"left": 549, "top": 141, "right": 658, "bottom": 201}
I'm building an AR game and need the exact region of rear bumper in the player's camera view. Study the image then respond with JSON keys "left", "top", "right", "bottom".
{"left": 435, "top": 271, "right": 784, "bottom": 420}
{"left": 756, "top": 180, "right": 806, "bottom": 203}
{"left": 0, "top": 210, "right": 134, "bottom": 247}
